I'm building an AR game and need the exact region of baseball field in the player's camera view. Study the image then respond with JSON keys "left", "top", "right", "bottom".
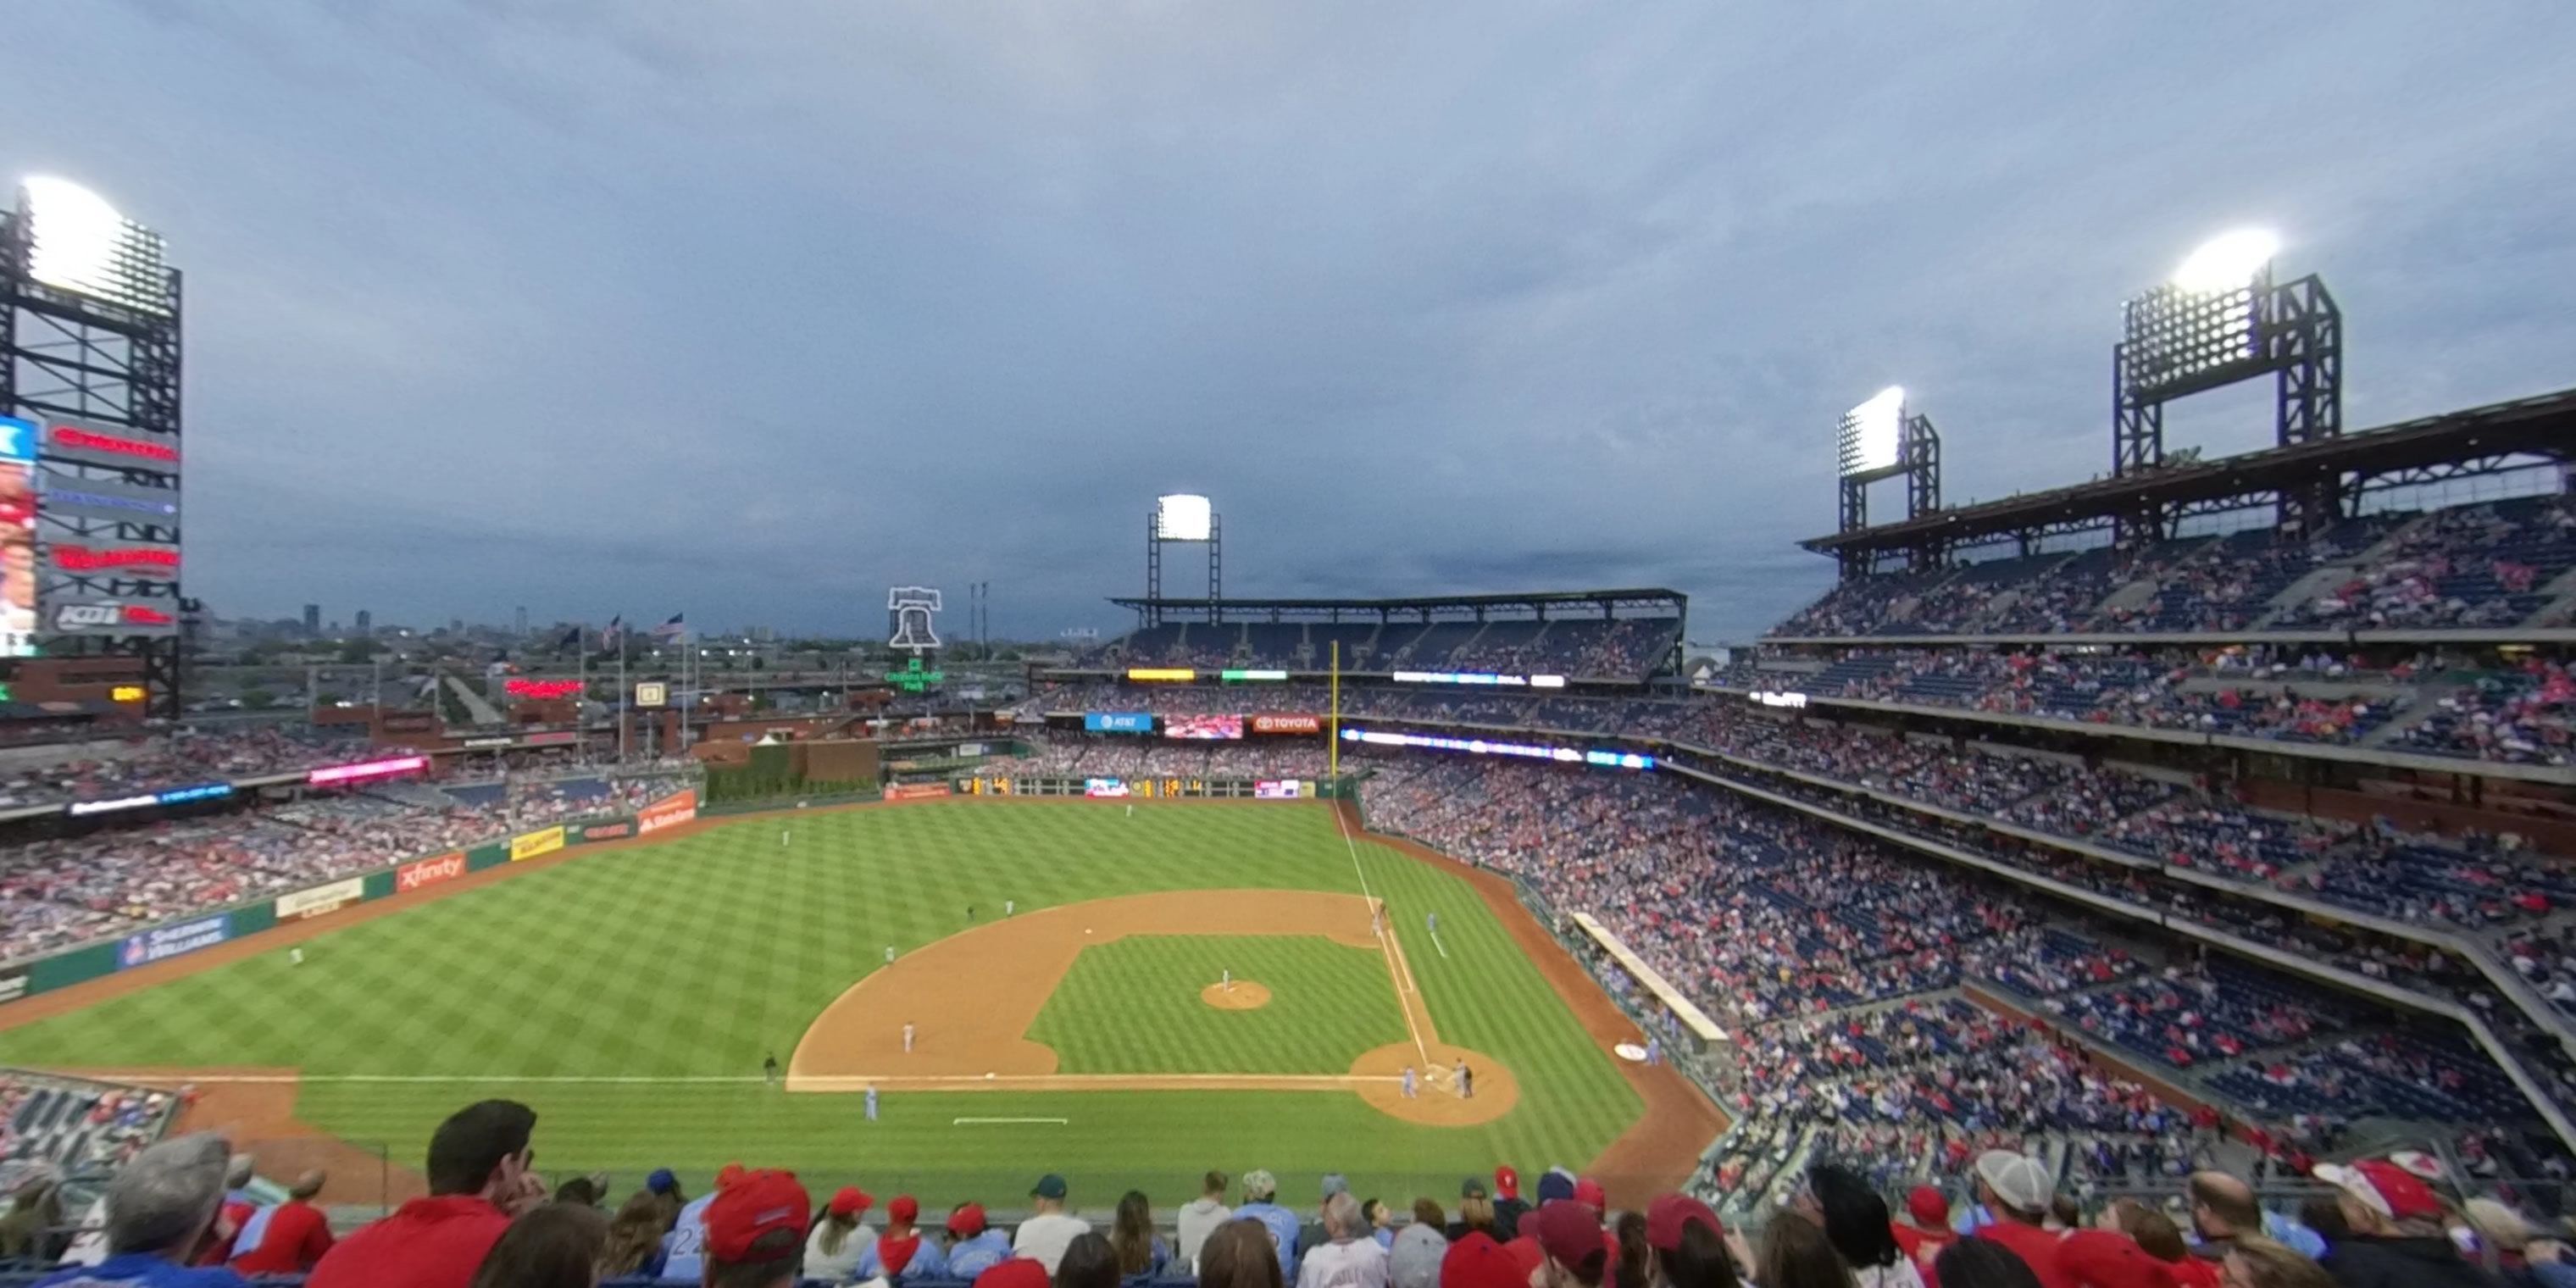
{"left": 0, "top": 798, "right": 1718, "bottom": 1211}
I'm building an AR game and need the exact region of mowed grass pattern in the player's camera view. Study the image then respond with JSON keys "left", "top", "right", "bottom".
{"left": 1026, "top": 935, "right": 1408, "bottom": 1074}
{"left": 0, "top": 802, "right": 1649, "bottom": 1205}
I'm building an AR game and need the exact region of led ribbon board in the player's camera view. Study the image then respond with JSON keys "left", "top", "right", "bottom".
{"left": 1338, "top": 726, "right": 1653, "bottom": 771}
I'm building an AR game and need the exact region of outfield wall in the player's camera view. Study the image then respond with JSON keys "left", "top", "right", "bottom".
{"left": 0, "top": 791, "right": 697, "bottom": 1006}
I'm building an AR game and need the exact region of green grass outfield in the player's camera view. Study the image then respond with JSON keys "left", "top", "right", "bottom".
{"left": 0, "top": 802, "right": 1641, "bottom": 1208}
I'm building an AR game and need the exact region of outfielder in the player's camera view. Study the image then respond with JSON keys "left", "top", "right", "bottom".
{"left": 902, "top": 1022, "right": 916, "bottom": 1053}
{"left": 865, "top": 1085, "right": 880, "bottom": 1121}
{"left": 886, "top": 945, "right": 897, "bottom": 966}
{"left": 289, "top": 947, "right": 304, "bottom": 967}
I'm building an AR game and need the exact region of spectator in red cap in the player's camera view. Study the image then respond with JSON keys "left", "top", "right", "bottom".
{"left": 2054, "top": 1230, "right": 2178, "bottom": 1288}
{"left": 308, "top": 1100, "right": 541, "bottom": 1288}
{"left": 947, "top": 1202, "right": 1014, "bottom": 1279}
{"left": 1643, "top": 1195, "right": 1742, "bottom": 1288}
{"left": 1535, "top": 1200, "right": 1612, "bottom": 1288}
{"left": 804, "top": 1186, "right": 875, "bottom": 1282}
{"left": 1895, "top": 1187, "right": 1956, "bottom": 1284}
{"left": 1493, "top": 1169, "right": 1530, "bottom": 1242}
{"left": 464, "top": 1202, "right": 608, "bottom": 1288}
{"left": 1575, "top": 1180, "right": 1609, "bottom": 1213}
{"left": 701, "top": 1169, "right": 809, "bottom": 1288}
{"left": 1444, "top": 1232, "right": 1526, "bottom": 1288}
{"left": 860, "top": 1196, "right": 947, "bottom": 1282}
{"left": 1204, "top": 1220, "right": 1289, "bottom": 1288}
{"left": 2310, "top": 1159, "right": 2495, "bottom": 1287}
{"left": 977, "top": 1260, "right": 1053, "bottom": 1288}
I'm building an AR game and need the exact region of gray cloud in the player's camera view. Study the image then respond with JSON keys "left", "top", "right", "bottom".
{"left": 5, "top": 1, "right": 2572, "bottom": 645}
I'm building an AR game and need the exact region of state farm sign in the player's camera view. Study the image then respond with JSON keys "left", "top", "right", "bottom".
{"left": 50, "top": 600, "right": 179, "bottom": 636}
{"left": 397, "top": 852, "right": 467, "bottom": 892}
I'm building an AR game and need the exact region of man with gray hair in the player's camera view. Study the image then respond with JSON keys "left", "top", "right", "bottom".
{"left": 33, "top": 1133, "right": 247, "bottom": 1287}
{"left": 1296, "top": 1191, "right": 1390, "bottom": 1288}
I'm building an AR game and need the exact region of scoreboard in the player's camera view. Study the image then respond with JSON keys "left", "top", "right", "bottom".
{"left": 955, "top": 775, "right": 1316, "bottom": 800}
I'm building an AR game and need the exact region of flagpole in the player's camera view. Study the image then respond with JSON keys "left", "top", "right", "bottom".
{"left": 617, "top": 634, "right": 629, "bottom": 764}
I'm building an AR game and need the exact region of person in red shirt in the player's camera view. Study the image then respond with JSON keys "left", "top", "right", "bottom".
{"left": 231, "top": 1170, "right": 334, "bottom": 1275}
{"left": 1892, "top": 1185, "right": 1957, "bottom": 1285}
{"left": 307, "top": 1100, "right": 541, "bottom": 1288}
{"left": 194, "top": 1154, "right": 259, "bottom": 1266}
{"left": 700, "top": 1168, "right": 810, "bottom": 1288}
{"left": 1969, "top": 1150, "right": 2072, "bottom": 1288}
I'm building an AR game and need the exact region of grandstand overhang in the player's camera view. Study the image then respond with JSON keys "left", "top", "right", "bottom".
{"left": 1104, "top": 588, "right": 1687, "bottom": 624}
{"left": 1801, "top": 386, "right": 2576, "bottom": 559}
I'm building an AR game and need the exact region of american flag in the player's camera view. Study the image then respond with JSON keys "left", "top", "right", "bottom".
{"left": 650, "top": 613, "right": 686, "bottom": 640}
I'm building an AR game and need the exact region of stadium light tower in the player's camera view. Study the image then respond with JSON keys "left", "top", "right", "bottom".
{"left": 1143, "top": 493, "right": 1220, "bottom": 628}
{"left": 2113, "top": 226, "right": 2341, "bottom": 536}
{"left": 1, "top": 177, "right": 188, "bottom": 717}
{"left": 1833, "top": 386, "right": 1941, "bottom": 576}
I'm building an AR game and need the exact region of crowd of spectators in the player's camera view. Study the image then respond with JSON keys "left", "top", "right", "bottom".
{"left": 0, "top": 727, "right": 398, "bottom": 811}
{"left": 0, "top": 770, "right": 689, "bottom": 960}
{"left": 1769, "top": 495, "right": 2576, "bottom": 640}
{"left": 1078, "top": 617, "right": 1682, "bottom": 682}
{"left": 1012, "top": 738, "right": 1332, "bottom": 781}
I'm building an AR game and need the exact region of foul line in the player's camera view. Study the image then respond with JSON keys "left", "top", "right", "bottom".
{"left": 1335, "top": 802, "right": 1429, "bottom": 1065}
{"left": 68, "top": 1070, "right": 1402, "bottom": 1090}
{"left": 953, "top": 1117, "right": 1068, "bottom": 1126}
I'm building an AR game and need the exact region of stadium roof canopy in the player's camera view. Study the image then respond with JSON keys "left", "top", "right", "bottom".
{"left": 1106, "top": 588, "right": 1685, "bottom": 623}
{"left": 1802, "top": 386, "right": 2576, "bottom": 558}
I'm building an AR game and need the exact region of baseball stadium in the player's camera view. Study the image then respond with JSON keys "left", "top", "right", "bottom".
{"left": 5, "top": 18, "right": 2576, "bottom": 1288}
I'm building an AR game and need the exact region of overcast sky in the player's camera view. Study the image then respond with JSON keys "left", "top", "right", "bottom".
{"left": 7, "top": 2, "right": 2573, "bottom": 643}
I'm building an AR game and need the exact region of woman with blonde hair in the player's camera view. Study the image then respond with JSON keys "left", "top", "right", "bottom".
{"left": 805, "top": 1187, "right": 878, "bottom": 1282}
{"left": 596, "top": 1191, "right": 670, "bottom": 1281}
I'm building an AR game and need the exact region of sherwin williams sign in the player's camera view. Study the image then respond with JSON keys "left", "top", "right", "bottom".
{"left": 119, "top": 915, "right": 228, "bottom": 969}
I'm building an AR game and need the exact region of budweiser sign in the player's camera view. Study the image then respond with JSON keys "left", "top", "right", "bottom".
{"left": 51, "top": 544, "right": 180, "bottom": 579}
{"left": 397, "top": 852, "right": 467, "bottom": 892}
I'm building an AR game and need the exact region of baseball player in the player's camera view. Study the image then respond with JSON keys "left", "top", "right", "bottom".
{"left": 1005, "top": 898, "right": 1015, "bottom": 917}
{"left": 1457, "top": 1062, "right": 1474, "bottom": 1099}
{"left": 1124, "top": 803, "right": 1134, "bottom": 819}
{"left": 885, "top": 945, "right": 897, "bottom": 966}
{"left": 1401, "top": 1066, "right": 1417, "bottom": 1099}
{"left": 865, "top": 1085, "right": 880, "bottom": 1122}
{"left": 902, "top": 1022, "right": 916, "bottom": 1053}
{"left": 780, "top": 828, "right": 791, "bottom": 847}
{"left": 763, "top": 1052, "right": 780, "bottom": 1087}
{"left": 1426, "top": 911, "right": 1439, "bottom": 935}
{"left": 1222, "top": 968, "right": 1232, "bottom": 993}
{"left": 1646, "top": 1035, "right": 1663, "bottom": 1066}
{"left": 289, "top": 947, "right": 304, "bottom": 967}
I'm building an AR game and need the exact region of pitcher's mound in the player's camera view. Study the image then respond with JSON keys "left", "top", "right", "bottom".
{"left": 1202, "top": 981, "right": 1272, "bottom": 1010}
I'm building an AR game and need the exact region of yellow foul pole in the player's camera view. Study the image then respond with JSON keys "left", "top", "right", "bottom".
{"left": 1330, "top": 641, "right": 1341, "bottom": 779}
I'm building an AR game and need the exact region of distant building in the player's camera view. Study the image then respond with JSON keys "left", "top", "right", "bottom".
{"left": 514, "top": 606, "right": 528, "bottom": 636}
{"left": 355, "top": 609, "right": 372, "bottom": 636}
{"left": 302, "top": 604, "right": 321, "bottom": 638}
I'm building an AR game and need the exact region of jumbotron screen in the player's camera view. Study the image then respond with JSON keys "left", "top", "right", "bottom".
{"left": 1163, "top": 713, "right": 1245, "bottom": 741}
{"left": 0, "top": 416, "right": 37, "bottom": 658}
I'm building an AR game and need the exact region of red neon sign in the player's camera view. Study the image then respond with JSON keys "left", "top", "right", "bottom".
{"left": 504, "top": 678, "right": 585, "bottom": 700}
{"left": 53, "top": 545, "right": 180, "bottom": 575}
{"left": 50, "top": 426, "right": 179, "bottom": 464}
{"left": 308, "top": 756, "right": 429, "bottom": 786}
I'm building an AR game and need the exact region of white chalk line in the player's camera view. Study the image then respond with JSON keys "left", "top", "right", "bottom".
{"left": 953, "top": 1117, "right": 1068, "bottom": 1125}
{"left": 1429, "top": 929, "right": 1450, "bottom": 960}
{"left": 69, "top": 1071, "right": 1403, "bottom": 1089}
{"left": 1333, "top": 802, "right": 1429, "bottom": 1065}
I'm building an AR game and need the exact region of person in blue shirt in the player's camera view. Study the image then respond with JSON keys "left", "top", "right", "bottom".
{"left": 1232, "top": 1169, "right": 1302, "bottom": 1281}
{"left": 658, "top": 1162, "right": 743, "bottom": 1282}
{"left": 35, "top": 1133, "right": 247, "bottom": 1288}
{"left": 943, "top": 1202, "right": 1013, "bottom": 1280}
